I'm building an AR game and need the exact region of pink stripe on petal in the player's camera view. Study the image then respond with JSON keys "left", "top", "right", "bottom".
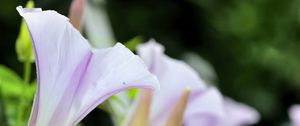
{"left": 134, "top": 41, "right": 222, "bottom": 126}
{"left": 17, "top": 6, "right": 159, "bottom": 126}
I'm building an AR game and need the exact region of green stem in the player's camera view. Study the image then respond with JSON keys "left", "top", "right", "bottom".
{"left": 17, "top": 61, "right": 31, "bottom": 126}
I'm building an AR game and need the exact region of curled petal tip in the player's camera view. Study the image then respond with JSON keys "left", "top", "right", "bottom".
{"left": 16, "top": 6, "right": 23, "bottom": 13}
{"left": 16, "top": 6, "right": 26, "bottom": 16}
{"left": 16, "top": 6, "right": 42, "bottom": 16}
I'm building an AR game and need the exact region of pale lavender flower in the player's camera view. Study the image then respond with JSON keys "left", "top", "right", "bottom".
{"left": 16, "top": 6, "right": 159, "bottom": 126}
{"left": 127, "top": 40, "right": 225, "bottom": 126}
{"left": 183, "top": 87, "right": 225, "bottom": 126}
{"left": 289, "top": 105, "right": 300, "bottom": 126}
{"left": 183, "top": 51, "right": 260, "bottom": 126}
{"left": 217, "top": 98, "right": 260, "bottom": 126}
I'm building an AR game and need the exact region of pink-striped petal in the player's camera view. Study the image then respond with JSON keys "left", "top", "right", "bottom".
{"left": 184, "top": 87, "right": 224, "bottom": 126}
{"left": 219, "top": 98, "right": 260, "bottom": 126}
{"left": 17, "top": 6, "right": 159, "bottom": 126}
{"left": 137, "top": 41, "right": 224, "bottom": 126}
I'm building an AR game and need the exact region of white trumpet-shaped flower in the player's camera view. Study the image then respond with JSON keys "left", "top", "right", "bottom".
{"left": 16, "top": 6, "right": 159, "bottom": 126}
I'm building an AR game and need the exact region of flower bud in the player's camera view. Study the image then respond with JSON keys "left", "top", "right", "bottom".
{"left": 69, "top": 0, "right": 86, "bottom": 31}
{"left": 15, "top": 0, "right": 35, "bottom": 62}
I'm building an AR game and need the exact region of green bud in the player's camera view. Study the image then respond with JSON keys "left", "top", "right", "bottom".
{"left": 15, "top": 0, "right": 35, "bottom": 62}
{"left": 124, "top": 36, "right": 143, "bottom": 51}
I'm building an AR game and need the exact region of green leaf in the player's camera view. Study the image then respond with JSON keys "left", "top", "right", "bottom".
{"left": 0, "top": 85, "right": 8, "bottom": 126}
{"left": 0, "top": 65, "right": 22, "bottom": 126}
{"left": 0, "top": 65, "right": 22, "bottom": 86}
{"left": 0, "top": 65, "right": 36, "bottom": 126}
{"left": 0, "top": 65, "right": 22, "bottom": 97}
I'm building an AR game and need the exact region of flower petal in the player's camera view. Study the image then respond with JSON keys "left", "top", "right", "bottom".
{"left": 289, "top": 105, "right": 300, "bottom": 126}
{"left": 137, "top": 40, "right": 207, "bottom": 126}
{"left": 219, "top": 98, "right": 260, "bottom": 126}
{"left": 69, "top": 43, "right": 160, "bottom": 125}
{"left": 183, "top": 87, "right": 225, "bottom": 126}
{"left": 17, "top": 6, "right": 159, "bottom": 126}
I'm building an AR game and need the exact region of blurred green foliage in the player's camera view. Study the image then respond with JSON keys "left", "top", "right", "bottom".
{"left": 0, "top": 0, "right": 300, "bottom": 126}
{"left": 0, "top": 64, "right": 35, "bottom": 125}
{"left": 107, "top": 0, "right": 300, "bottom": 125}
{"left": 191, "top": 0, "right": 300, "bottom": 125}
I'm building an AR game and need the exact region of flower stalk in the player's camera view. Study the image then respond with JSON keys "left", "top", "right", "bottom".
{"left": 129, "top": 89, "right": 152, "bottom": 126}
{"left": 17, "top": 61, "right": 31, "bottom": 126}
{"left": 166, "top": 87, "right": 191, "bottom": 126}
